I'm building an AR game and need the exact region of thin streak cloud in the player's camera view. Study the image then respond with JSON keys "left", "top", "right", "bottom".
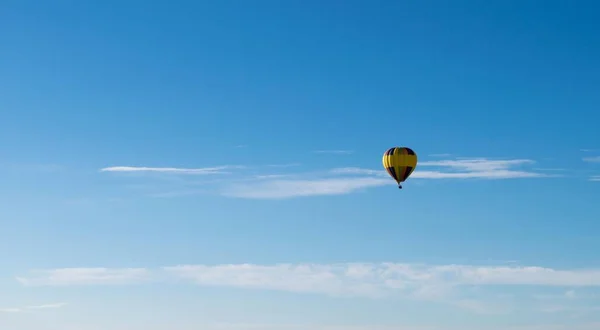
{"left": 333, "top": 158, "right": 550, "bottom": 180}
{"left": 220, "top": 177, "right": 389, "bottom": 199}
{"left": 0, "top": 308, "right": 21, "bottom": 313}
{"left": 16, "top": 268, "right": 152, "bottom": 286}
{"left": 583, "top": 156, "right": 600, "bottom": 163}
{"left": 26, "top": 303, "right": 67, "bottom": 309}
{"left": 100, "top": 166, "right": 242, "bottom": 175}
{"left": 17, "top": 262, "right": 600, "bottom": 290}
{"left": 101, "top": 157, "right": 555, "bottom": 199}
{"left": 0, "top": 303, "right": 66, "bottom": 313}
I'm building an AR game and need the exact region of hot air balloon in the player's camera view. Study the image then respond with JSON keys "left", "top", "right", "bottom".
{"left": 382, "top": 147, "right": 418, "bottom": 189}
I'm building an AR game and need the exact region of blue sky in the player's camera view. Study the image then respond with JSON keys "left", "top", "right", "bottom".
{"left": 1, "top": 0, "right": 600, "bottom": 329}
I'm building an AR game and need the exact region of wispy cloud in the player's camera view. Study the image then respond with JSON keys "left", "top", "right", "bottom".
{"left": 16, "top": 262, "right": 600, "bottom": 315}
{"left": 583, "top": 156, "right": 600, "bottom": 181}
{"left": 538, "top": 304, "right": 600, "bottom": 314}
{"left": 0, "top": 308, "right": 22, "bottom": 313}
{"left": 162, "top": 263, "right": 600, "bottom": 294}
{"left": 101, "top": 157, "right": 554, "bottom": 199}
{"left": 333, "top": 158, "right": 550, "bottom": 180}
{"left": 0, "top": 303, "right": 66, "bottom": 313}
{"left": 199, "top": 322, "right": 600, "bottom": 330}
{"left": 416, "top": 158, "right": 548, "bottom": 178}
{"left": 253, "top": 174, "right": 295, "bottom": 180}
{"left": 565, "top": 290, "right": 577, "bottom": 299}
{"left": 100, "top": 165, "right": 242, "bottom": 175}
{"left": 209, "top": 323, "right": 443, "bottom": 330}
{"left": 230, "top": 158, "right": 552, "bottom": 198}
{"left": 313, "top": 150, "right": 354, "bottom": 155}
{"left": 221, "top": 177, "right": 389, "bottom": 199}
{"left": 26, "top": 303, "right": 67, "bottom": 309}
{"left": 532, "top": 290, "right": 600, "bottom": 302}
{"left": 451, "top": 299, "right": 511, "bottom": 315}
{"left": 16, "top": 268, "right": 152, "bottom": 286}
{"left": 533, "top": 168, "right": 566, "bottom": 172}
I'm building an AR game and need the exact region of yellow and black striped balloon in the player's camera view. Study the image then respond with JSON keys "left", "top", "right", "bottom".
{"left": 382, "top": 147, "right": 417, "bottom": 189}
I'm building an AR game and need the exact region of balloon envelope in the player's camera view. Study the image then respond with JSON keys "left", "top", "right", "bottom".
{"left": 382, "top": 147, "right": 418, "bottom": 187}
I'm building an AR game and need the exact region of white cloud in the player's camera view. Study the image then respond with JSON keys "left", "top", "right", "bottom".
{"left": 538, "top": 304, "right": 600, "bottom": 314}
{"left": 26, "top": 303, "right": 67, "bottom": 309}
{"left": 18, "top": 262, "right": 600, "bottom": 295}
{"left": 582, "top": 156, "right": 600, "bottom": 163}
{"left": 253, "top": 174, "right": 294, "bottom": 179}
{"left": 333, "top": 158, "right": 549, "bottom": 180}
{"left": 411, "top": 170, "right": 542, "bottom": 179}
{"left": 162, "top": 263, "right": 600, "bottom": 295}
{"left": 209, "top": 324, "right": 443, "bottom": 330}
{"left": 313, "top": 150, "right": 354, "bottom": 155}
{"left": 0, "top": 303, "right": 66, "bottom": 314}
{"left": 421, "top": 158, "right": 534, "bottom": 169}
{"left": 416, "top": 158, "right": 547, "bottom": 178}
{"left": 16, "top": 268, "right": 152, "bottom": 286}
{"left": 100, "top": 166, "right": 241, "bottom": 175}
{"left": 15, "top": 263, "right": 600, "bottom": 317}
{"left": 221, "top": 177, "right": 389, "bottom": 199}
{"left": 225, "top": 158, "right": 551, "bottom": 198}
{"left": 450, "top": 299, "right": 510, "bottom": 315}
{"left": 533, "top": 168, "right": 566, "bottom": 172}
{"left": 101, "top": 157, "right": 553, "bottom": 199}
{"left": 590, "top": 175, "right": 600, "bottom": 181}
{"left": 0, "top": 308, "right": 21, "bottom": 313}
{"left": 531, "top": 290, "right": 600, "bottom": 302}
{"left": 205, "top": 323, "right": 600, "bottom": 330}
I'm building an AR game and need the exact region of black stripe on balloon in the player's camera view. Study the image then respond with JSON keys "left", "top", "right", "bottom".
{"left": 387, "top": 166, "right": 398, "bottom": 182}
{"left": 385, "top": 167, "right": 394, "bottom": 178}
{"left": 405, "top": 148, "right": 415, "bottom": 155}
{"left": 403, "top": 166, "right": 413, "bottom": 181}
